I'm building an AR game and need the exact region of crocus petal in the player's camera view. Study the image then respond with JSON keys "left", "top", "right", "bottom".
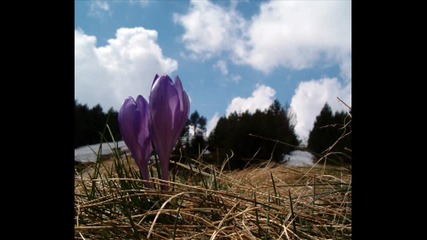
{"left": 118, "top": 96, "right": 152, "bottom": 188}
{"left": 150, "top": 75, "right": 178, "bottom": 159}
{"left": 149, "top": 74, "right": 190, "bottom": 191}
{"left": 171, "top": 76, "right": 190, "bottom": 151}
{"left": 149, "top": 76, "right": 177, "bottom": 190}
{"left": 135, "top": 95, "right": 152, "bottom": 186}
{"left": 175, "top": 76, "right": 190, "bottom": 129}
{"left": 151, "top": 74, "right": 159, "bottom": 89}
{"left": 118, "top": 97, "right": 141, "bottom": 161}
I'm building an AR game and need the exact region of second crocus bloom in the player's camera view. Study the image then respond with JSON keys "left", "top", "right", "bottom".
{"left": 118, "top": 95, "right": 152, "bottom": 188}
{"left": 149, "top": 74, "right": 190, "bottom": 191}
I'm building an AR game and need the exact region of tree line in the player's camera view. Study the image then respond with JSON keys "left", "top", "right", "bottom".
{"left": 205, "top": 100, "right": 300, "bottom": 169}
{"left": 307, "top": 103, "right": 352, "bottom": 165}
{"left": 75, "top": 100, "right": 351, "bottom": 168}
{"left": 75, "top": 100, "right": 120, "bottom": 148}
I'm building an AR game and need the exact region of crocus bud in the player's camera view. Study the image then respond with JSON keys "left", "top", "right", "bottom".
{"left": 118, "top": 95, "right": 152, "bottom": 188}
{"left": 149, "top": 74, "right": 190, "bottom": 191}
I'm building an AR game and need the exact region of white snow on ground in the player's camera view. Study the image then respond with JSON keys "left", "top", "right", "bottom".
{"left": 75, "top": 141, "right": 128, "bottom": 163}
{"left": 75, "top": 142, "right": 314, "bottom": 167}
{"left": 282, "top": 150, "right": 314, "bottom": 167}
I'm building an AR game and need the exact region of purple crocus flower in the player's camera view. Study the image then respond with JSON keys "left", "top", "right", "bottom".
{"left": 118, "top": 95, "right": 152, "bottom": 188}
{"left": 149, "top": 74, "right": 190, "bottom": 191}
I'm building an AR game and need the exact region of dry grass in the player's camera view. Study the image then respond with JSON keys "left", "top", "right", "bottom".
{"left": 75, "top": 154, "right": 351, "bottom": 239}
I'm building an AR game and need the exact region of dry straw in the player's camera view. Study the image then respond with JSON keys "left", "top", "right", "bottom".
{"left": 75, "top": 112, "right": 351, "bottom": 239}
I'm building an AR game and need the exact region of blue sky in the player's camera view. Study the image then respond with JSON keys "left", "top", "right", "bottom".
{"left": 75, "top": 0, "right": 351, "bottom": 143}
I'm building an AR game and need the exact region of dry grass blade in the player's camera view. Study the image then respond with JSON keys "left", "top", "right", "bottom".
{"left": 147, "top": 191, "right": 188, "bottom": 239}
{"left": 210, "top": 201, "right": 240, "bottom": 239}
{"left": 75, "top": 143, "right": 351, "bottom": 239}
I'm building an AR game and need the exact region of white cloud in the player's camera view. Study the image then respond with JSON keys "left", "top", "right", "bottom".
{"left": 214, "top": 60, "right": 228, "bottom": 75}
{"left": 238, "top": 1, "right": 351, "bottom": 73}
{"left": 75, "top": 28, "right": 178, "bottom": 111}
{"left": 290, "top": 78, "right": 351, "bottom": 143}
{"left": 206, "top": 112, "right": 221, "bottom": 137}
{"left": 340, "top": 54, "right": 352, "bottom": 82}
{"left": 175, "top": 0, "right": 351, "bottom": 74}
{"left": 89, "top": 0, "right": 111, "bottom": 17}
{"left": 226, "top": 84, "right": 276, "bottom": 116}
{"left": 230, "top": 74, "right": 241, "bottom": 83}
{"left": 130, "top": 0, "right": 150, "bottom": 8}
{"left": 173, "top": 0, "right": 247, "bottom": 60}
{"left": 213, "top": 60, "right": 242, "bottom": 83}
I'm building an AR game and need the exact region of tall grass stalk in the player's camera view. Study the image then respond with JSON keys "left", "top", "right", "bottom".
{"left": 75, "top": 120, "right": 351, "bottom": 239}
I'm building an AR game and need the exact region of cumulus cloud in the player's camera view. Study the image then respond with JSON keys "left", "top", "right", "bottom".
{"left": 173, "top": 0, "right": 247, "bottom": 60}
{"left": 238, "top": 0, "right": 351, "bottom": 73}
{"left": 290, "top": 78, "right": 351, "bottom": 143}
{"left": 226, "top": 84, "right": 276, "bottom": 116}
{"left": 75, "top": 27, "right": 178, "bottom": 111}
{"left": 175, "top": 0, "right": 351, "bottom": 74}
{"left": 89, "top": 0, "right": 111, "bottom": 17}
{"left": 340, "top": 54, "right": 352, "bottom": 82}
{"left": 206, "top": 112, "right": 221, "bottom": 137}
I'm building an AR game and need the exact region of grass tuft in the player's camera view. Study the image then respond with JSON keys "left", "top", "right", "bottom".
{"left": 75, "top": 124, "right": 351, "bottom": 239}
{"left": 76, "top": 157, "right": 351, "bottom": 239}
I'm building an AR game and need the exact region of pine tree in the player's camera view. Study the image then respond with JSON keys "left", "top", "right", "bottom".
{"left": 74, "top": 101, "right": 121, "bottom": 148}
{"left": 173, "top": 110, "right": 209, "bottom": 162}
{"left": 307, "top": 103, "right": 351, "bottom": 165}
{"left": 188, "top": 111, "right": 208, "bottom": 158}
{"left": 209, "top": 100, "right": 300, "bottom": 169}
